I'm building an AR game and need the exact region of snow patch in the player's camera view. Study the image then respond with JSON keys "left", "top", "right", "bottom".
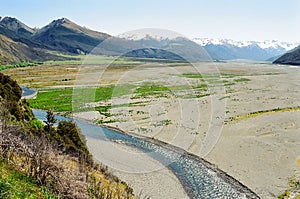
{"left": 118, "top": 29, "right": 186, "bottom": 41}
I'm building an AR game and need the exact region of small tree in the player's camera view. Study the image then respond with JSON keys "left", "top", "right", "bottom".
{"left": 44, "top": 109, "right": 57, "bottom": 135}
{"left": 57, "top": 121, "right": 88, "bottom": 153}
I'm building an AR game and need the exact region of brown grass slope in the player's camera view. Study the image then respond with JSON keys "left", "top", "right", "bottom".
{"left": 0, "top": 34, "right": 73, "bottom": 65}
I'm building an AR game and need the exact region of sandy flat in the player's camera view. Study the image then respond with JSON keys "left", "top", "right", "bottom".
{"left": 86, "top": 137, "right": 189, "bottom": 199}
{"left": 73, "top": 62, "right": 300, "bottom": 198}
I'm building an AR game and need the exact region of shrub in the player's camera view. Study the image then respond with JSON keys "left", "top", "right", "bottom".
{"left": 56, "top": 120, "right": 90, "bottom": 158}
{"left": 29, "top": 119, "right": 44, "bottom": 130}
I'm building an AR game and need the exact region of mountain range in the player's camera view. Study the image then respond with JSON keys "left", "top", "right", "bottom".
{"left": 0, "top": 16, "right": 299, "bottom": 65}
{"left": 193, "top": 38, "right": 299, "bottom": 61}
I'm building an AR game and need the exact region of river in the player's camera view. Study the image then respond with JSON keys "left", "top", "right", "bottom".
{"left": 33, "top": 109, "right": 259, "bottom": 199}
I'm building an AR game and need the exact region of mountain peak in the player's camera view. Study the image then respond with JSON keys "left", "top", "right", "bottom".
{"left": 48, "top": 17, "right": 72, "bottom": 27}
{"left": 0, "top": 16, "right": 27, "bottom": 26}
{"left": 0, "top": 16, "right": 35, "bottom": 36}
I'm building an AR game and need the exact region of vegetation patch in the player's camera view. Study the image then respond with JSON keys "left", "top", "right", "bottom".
{"left": 154, "top": 119, "right": 172, "bottom": 127}
{"left": 219, "top": 96, "right": 230, "bottom": 100}
{"left": 230, "top": 106, "right": 300, "bottom": 121}
{"left": 278, "top": 173, "right": 300, "bottom": 199}
{"left": 29, "top": 84, "right": 136, "bottom": 113}
{"left": 29, "top": 88, "right": 73, "bottom": 112}
{"left": 179, "top": 73, "right": 204, "bottom": 78}
{"left": 95, "top": 105, "right": 112, "bottom": 117}
{"left": 132, "top": 82, "right": 170, "bottom": 98}
{"left": 180, "top": 73, "right": 245, "bottom": 79}
{"left": 44, "top": 55, "right": 141, "bottom": 66}
{"left": 0, "top": 161, "right": 55, "bottom": 199}
{"left": 0, "top": 61, "right": 41, "bottom": 72}
{"left": 193, "top": 84, "right": 208, "bottom": 90}
{"left": 135, "top": 82, "right": 169, "bottom": 94}
{"left": 234, "top": 78, "right": 251, "bottom": 82}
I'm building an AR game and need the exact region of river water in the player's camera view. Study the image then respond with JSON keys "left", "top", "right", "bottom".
{"left": 33, "top": 109, "right": 258, "bottom": 199}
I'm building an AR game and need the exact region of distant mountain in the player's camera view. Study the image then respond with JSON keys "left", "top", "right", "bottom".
{"left": 193, "top": 38, "right": 299, "bottom": 61}
{"left": 119, "top": 34, "right": 298, "bottom": 61}
{"left": 124, "top": 48, "right": 185, "bottom": 61}
{"left": 0, "top": 16, "right": 52, "bottom": 50}
{"left": 33, "top": 18, "right": 111, "bottom": 54}
{"left": 118, "top": 33, "right": 211, "bottom": 61}
{"left": 273, "top": 46, "right": 300, "bottom": 65}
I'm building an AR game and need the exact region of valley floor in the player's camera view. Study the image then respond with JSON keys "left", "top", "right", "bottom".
{"left": 5, "top": 60, "right": 300, "bottom": 198}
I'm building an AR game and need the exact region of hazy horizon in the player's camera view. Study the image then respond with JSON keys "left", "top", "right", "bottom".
{"left": 1, "top": 0, "right": 300, "bottom": 42}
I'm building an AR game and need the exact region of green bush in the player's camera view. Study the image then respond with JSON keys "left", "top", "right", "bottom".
{"left": 29, "top": 119, "right": 44, "bottom": 130}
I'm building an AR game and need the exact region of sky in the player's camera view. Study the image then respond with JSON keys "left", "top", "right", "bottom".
{"left": 1, "top": 0, "right": 300, "bottom": 42}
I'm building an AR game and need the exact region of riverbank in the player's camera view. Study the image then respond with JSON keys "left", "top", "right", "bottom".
{"left": 67, "top": 113, "right": 189, "bottom": 198}
{"left": 72, "top": 112, "right": 259, "bottom": 198}
{"left": 87, "top": 137, "right": 189, "bottom": 199}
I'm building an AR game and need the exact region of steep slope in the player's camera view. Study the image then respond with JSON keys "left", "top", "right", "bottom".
{"left": 273, "top": 47, "right": 300, "bottom": 65}
{"left": 33, "top": 18, "right": 111, "bottom": 54}
{"left": 0, "top": 34, "right": 25, "bottom": 64}
{"left": 0, "top": 34, "right": 68, "bottom": 65}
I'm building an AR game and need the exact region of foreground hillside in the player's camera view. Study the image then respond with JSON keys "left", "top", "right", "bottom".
{"left": 0, "top": 72, "right": 135, "bottom": 198}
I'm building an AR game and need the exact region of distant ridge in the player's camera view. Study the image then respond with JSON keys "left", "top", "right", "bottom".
{"left": 193, "top": 38, "right": 299, "bottom": 61}
{"left": 273, "top": 46, "right": 300, "bottom": 65}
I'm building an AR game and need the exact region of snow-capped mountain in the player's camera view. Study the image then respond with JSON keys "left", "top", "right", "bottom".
{"left": 193, "top": 38, "right": 299, "bottom": 61}
{"left": 118, "top": 29, "right": 184, "bottom": 41}
{"left": 118, "top": 32, "right": 210, "bottom": 61}
{"left": 193, "top": 38, "right": 298, "bottom": 51}
{"left": 119, "top": 32, "right": 299, "bottom": 61}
